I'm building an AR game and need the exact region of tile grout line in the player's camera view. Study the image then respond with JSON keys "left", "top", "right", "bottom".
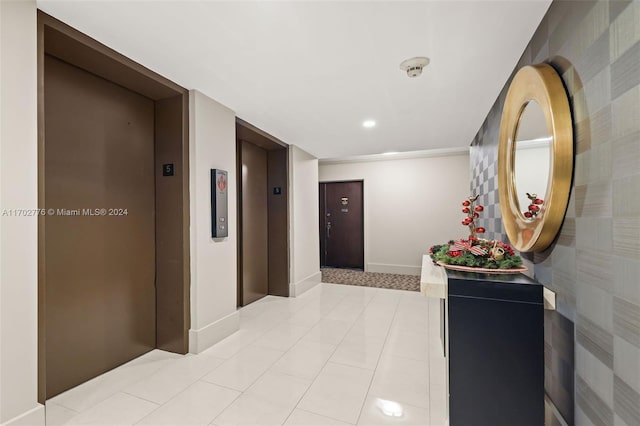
{"left": 353, "top": 293, "right": 403, "bottom": 425}
{"left": 46, "top": 356, "right": 174, "bottom": 414}
{"left": 204, "top": 293, "right": 317, "bottom": 366}
{"left": 122, "top": 353, "right": 231, "bottom": 405}
{"left": 131, "top": 378, "right": 240, "bottom": 425}
{"left": 50, "top": 289, "right": 308, "bottom": 425}
{"left": 280, "top": 289, "right": 356, "bottom": 424}
{"left": 282, "top": 287, "right": 378, "bottom": 425}
{"left": 212, "top": 285, "right": 350, "bottom": 425}
{"left": 294, "top": 408, "right": 355, "bottom": 425}
{"left": 205, "top": 307, "right": 316, "bottom": 424}
{"left": 243, "top": 290, "right": 346, "bottom": 385}
{"left": 134, "top": 295, "right": 316, "bottom": 426}
{"left": 43, "top": 402, "right": 80, "bottom": 426}
{"left": 50, "top": 285, "right": 426, "bottom": 426}
{"left": 132, "top": 325, "right": 308, "bottom": 426}
{"left": 119, "top": 390, "right": 163, "bottom": 407}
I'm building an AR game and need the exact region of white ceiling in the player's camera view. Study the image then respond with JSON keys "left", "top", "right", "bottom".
{"left": 38, "top": 0, "right": 551, "bottom": 159}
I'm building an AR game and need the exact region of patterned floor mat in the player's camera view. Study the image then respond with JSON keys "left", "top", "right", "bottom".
{"left": 321, "top": 268, "right": 420, "bottom": 292}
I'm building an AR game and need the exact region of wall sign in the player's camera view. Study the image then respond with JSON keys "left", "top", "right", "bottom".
{"left": 341, "top": 196, "right": 349, "bottom": 212}
{"left": 162, "top": 163, "right": 174, "bottom": 176}
{"left": 211, "top": 169, "right": 228, "bottom": 238}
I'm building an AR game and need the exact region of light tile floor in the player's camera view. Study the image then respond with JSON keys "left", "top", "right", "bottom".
{"left": 45, "top": 283, "right": 447, "bottom": 426}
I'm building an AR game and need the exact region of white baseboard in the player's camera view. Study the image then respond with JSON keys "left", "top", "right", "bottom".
{"left": 367, "top": 263, "right": 421, "bottom": 276}
{"left": 189, "top": 311, "right": 239, "bottom": 354}
{"left": 290, "top": 271, "right": 322, "bottom": 297}
{"left": 2, "top": 404, "right": 45, "bottom": 426}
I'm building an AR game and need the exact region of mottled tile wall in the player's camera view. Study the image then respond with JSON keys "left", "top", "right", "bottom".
{"left": 469, "top": 1, "right": 640, "bottom": 425}
{"left": 546, "top": 309, "right": 576, "bottom": 424}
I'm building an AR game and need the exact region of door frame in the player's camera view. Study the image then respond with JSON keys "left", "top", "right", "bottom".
{"left": 37, "top": 12, "right": 191, "bottom": 402}
{"left": 319, "top": 180, "right": 365, "bottom": 270}
{"left": 236, "top": 119, "right": 290, "bottom": 307}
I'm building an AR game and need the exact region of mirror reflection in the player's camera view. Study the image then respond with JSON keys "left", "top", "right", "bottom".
{"left": 514, "top": 100, "right": 551, "bottom": 220}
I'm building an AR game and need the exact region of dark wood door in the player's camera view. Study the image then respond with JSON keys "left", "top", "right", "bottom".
{"left": 319, "top": 181, "right": 364, "bottom": 269}
{"left": 44, "top": 55, "right": 156, "bottom": 398}
{"left": 240, "top": 141, "right": 269, "bottom": 306}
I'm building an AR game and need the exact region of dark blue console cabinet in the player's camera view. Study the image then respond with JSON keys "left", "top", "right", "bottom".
{"left": 447, "top": 270, "right": 544, "bottom": 426}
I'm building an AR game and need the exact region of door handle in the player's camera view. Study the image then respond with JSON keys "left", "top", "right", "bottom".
{"left": 326, "top": 221, "right": 331, "bottom": 238}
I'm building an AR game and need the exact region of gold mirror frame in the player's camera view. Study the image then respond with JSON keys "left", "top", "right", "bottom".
{"left": 498, "top": 64, "right": 573, "bottom": 252}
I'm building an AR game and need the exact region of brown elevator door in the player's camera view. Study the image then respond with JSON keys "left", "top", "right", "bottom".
{"left": 44, "top": 56, "right": 156, "bottom": 398}
{"left": 240, "top": 141, "right": 269, "bottom": 306}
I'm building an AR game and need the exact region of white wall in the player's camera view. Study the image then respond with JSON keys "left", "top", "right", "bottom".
{"left": 188, "top": 90, "right": 239, "bottom": 353}
{"left": 514, "top": 144, "right": 550, "bottom": 213}
{"left": 288, "top": 146, "right": 321, "bottom": 296}
{"left": 0, "top": 1, "right": 43, "bottom": 425}
{"left": 319, "top": 152, "right": 470, "bottom": 275}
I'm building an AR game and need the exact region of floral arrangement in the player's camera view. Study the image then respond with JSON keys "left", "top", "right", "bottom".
{"left": 523, "top": 192, "right": 544, "bottom": 219}
{"left": 429, "top": 195, "right": 523, "bottom": 270}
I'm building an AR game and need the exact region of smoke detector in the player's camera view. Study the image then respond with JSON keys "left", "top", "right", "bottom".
{"left": 400, "top": 57, "right": 430, "bottom": 78}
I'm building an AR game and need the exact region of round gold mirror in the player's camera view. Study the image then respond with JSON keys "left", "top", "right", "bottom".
{"left": 498, "top": 64, "right": 573, "bottom": 252}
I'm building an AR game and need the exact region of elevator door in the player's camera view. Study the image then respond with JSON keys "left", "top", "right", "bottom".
{"left": 240, "top": 141, "right": 269, "bottom": 306}
{"left": 44, "top": 55, "right": 156, "bottom": 398}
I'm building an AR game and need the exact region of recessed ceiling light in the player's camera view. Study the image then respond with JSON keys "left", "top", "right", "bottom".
{"left": 362, "top": 120, "right": 376, "bottom": 128}
{"left": 382, "top": 151, "right": 398, "bottom": 155}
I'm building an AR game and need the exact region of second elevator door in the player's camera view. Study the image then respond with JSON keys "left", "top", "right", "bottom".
{"left": 240, "top": 141, "right": 269, "bottom": 305}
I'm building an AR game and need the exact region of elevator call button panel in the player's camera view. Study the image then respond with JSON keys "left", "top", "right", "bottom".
{"left": 211, "top": 169, "right": 228, "bottom": 238}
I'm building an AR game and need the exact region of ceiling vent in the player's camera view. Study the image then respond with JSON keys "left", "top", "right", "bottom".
{"left": 400, "top": 57, "right": 430, "bottom": 78}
